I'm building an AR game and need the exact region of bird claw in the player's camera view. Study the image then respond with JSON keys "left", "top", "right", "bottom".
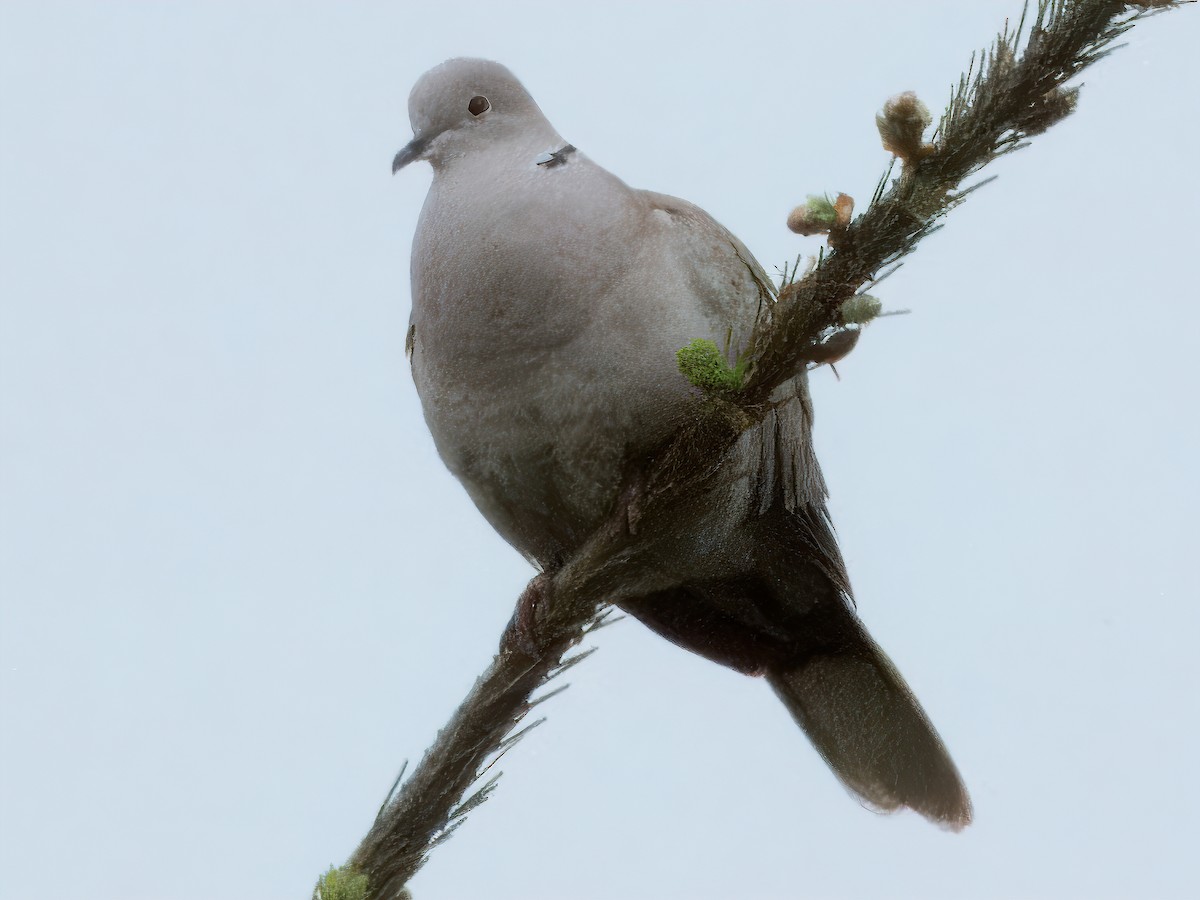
{"left": 501, "top": 573, "right": 552, "bottom": 658}
{"left": 615, "top": 470, "right": 647, "bottom": 537}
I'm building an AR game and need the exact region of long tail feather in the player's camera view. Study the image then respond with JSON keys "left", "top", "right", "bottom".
{"left": 766, "top": 619, "right": 971, "bottom": 829}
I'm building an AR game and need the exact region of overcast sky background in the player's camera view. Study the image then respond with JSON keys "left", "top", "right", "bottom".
{"left": 2, "top": 3, "right": 1198, "bottom": 899}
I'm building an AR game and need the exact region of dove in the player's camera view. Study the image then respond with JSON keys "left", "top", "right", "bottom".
{"left": 393, "top": 58, "right": 971, "bottom": 829}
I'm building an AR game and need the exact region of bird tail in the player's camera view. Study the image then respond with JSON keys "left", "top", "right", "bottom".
{"left": 765, "top": 616, "right": 972, "bottom": 830}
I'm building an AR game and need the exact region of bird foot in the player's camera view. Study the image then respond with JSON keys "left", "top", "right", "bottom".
{"left": 501, "top": 573, "right": 552, "bottom": 658}
{"left": 612, "top": 469, "right": 648, "bottom": 538}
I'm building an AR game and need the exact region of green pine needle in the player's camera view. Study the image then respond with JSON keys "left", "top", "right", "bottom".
{"left": 804, "top": 194, "right": 838, "bottom": 227}
{"left": 841, "top": 294, "right": 883, "bottom": 325}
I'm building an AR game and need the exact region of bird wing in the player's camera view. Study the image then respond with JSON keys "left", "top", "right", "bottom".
{"left": 637, "top": 190, "right": 830, "bottom": 516}
{"left": 637, "top": 190, "right": 775, "bottom": 364}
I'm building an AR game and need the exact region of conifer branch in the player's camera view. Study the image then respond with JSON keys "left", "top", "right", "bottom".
{"left": 323, "top": 3, "right": 1188, "bottom": 897}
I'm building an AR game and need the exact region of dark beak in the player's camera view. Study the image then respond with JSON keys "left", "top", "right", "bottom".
{"left": 392, "top": 135, "right": 429, "bottom": 173}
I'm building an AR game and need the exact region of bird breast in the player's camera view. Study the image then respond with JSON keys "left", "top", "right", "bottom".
{"left": 408, "top": 152, "right": 711, "bottom": 563}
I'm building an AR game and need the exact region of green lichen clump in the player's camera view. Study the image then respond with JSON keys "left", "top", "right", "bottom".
{"left": 676, "top": 339, "right": 746, "bottom": 392}
{"left": 313, "top": 865, "right": 369, "bottom": 900}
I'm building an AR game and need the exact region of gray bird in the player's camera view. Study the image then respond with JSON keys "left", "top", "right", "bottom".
{"left": 393, "top": 58, "right": 971, "bottom": 829}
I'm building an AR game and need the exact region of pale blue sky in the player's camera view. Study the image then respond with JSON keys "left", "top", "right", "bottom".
{"left": 2, "top": 3, "right": 1198, "bottom": 899}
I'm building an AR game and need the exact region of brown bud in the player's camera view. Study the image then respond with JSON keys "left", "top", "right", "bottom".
{"left": 877, "top": 91, "right": 936, "bottom": 163}
{"left": 833, "top": 193, "right": 854, "bottom": 229}
{"left": 805, "top": 328, "right": 861, "bottom": 368}
{"left": 787, "top": 207, "right": 825, "bottom": 236}
{"left": 787, "top": 195, "right": 836, "bottom": 235}
{"left": 787, "top": 193, "right": 855, "bottom": 237}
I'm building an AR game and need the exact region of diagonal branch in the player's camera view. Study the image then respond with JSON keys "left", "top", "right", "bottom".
{"left": 743, "top": 0, "right": 1176, "bottom": 403}
{"left": 326, "top": 3, "right": 1188, "bottom": 897}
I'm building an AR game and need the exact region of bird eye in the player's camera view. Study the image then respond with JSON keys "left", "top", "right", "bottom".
{"left": 468, "top": 96, "right": 490, "bottom": 116}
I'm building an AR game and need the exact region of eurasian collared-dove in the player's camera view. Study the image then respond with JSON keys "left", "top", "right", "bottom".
{"left": 393, "top": 58, "right": 970, "bottom": 829}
